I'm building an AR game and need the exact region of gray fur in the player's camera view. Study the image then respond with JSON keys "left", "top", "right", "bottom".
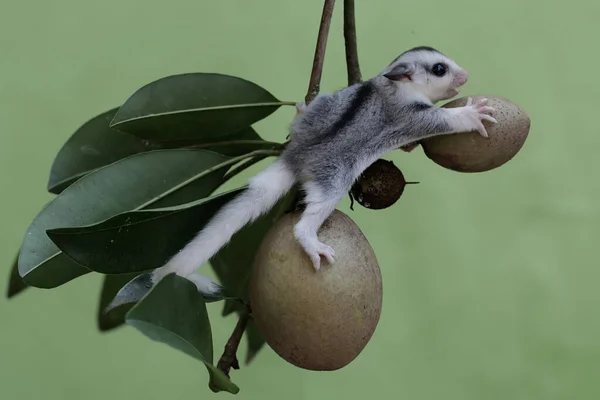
{"left": 282, "top": 79, "right": 452, "bottom": 193}
{"left": 282, "top": 47, "right": 465, "bottom": 200}
{"left": 273, "top": 46, "right": 496, "bottom": 270}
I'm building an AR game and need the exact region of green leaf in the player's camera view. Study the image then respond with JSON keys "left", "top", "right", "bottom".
{"left": 153, "top": 127, "right": 282, "bottom": 158}
{"left": 211, "top": 188, "right": 297, "bottom": 314}
{"left": 188, "top": 127, "right": 282, "bottom": 157}
{"left": 97, "top": 272, "right": 142, "bottom": 332}
{"left": 47, "top": 108, "right": 162, "bottom": 194}
{"left": 46, "top": 188, "right": 244, "bottom": 275}
{"left": 110, "top": 73, "right": 291, "bottom": 141}
{"left": 103, "top": 272, "right": 228, "bottom": 320}
{"left": 19, "top": 149, "right": 231, "bottom": 289}
{"left": 103, "top": 272, "right": 155, "bottom": 314}
{"left": 125, "top": 273, "right": 239, "bottom": 394}
{"left": 245, "top": 318, "right": 266, "bottom": 365}
{"left": 6, "top": 251, "right": 28, "bottom": 299}
{"left": 47, "top": 108, "right": 280, "bottom": 195}
{"left": 203, "top": 140, "right": 281, "bottom": 157}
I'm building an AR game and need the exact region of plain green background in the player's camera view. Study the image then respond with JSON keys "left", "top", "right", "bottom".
{"left": 2, "top": 0, "right": 598, "bottom": 399}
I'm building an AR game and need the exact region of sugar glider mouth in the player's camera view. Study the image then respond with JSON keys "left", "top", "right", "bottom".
{"left": 442, "top": 88, "right": 459, "bottom": 100}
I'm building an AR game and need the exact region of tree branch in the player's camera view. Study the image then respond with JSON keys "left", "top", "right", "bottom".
{"left": 217, "top": 2, "right": 338, "bottom": 377}
{"left": 343, "top": 0, "right": 362, "bottom": 85}
{"left": 217, "top": 308, "right": 250, "bottom": 377}
{"left": 305, "top": 0, "right": 337, "bottom": 105}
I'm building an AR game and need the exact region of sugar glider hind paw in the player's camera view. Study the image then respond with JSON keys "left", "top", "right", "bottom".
{"left": 151, "top": 268, "right": 224, "bottom": 301}
{"left": 186, "top": 272, "right": 225, "bottom": 301}
{"left": 316, "top": 242, "right": 335, "bottom": 265}
{"left": 307, "top": 242, "right": 336, "bottom": 272}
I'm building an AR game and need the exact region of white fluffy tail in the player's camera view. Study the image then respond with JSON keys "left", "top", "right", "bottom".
{"left": 151, "top": 159, "right": 296, "bottom": 292}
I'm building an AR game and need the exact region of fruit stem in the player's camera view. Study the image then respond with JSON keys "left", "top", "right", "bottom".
{"left": 405, "top": 181, "right": 420, "bottom": 185}
{"left": 305, "top": 0, "right": 336, "bottom": 105}
{"left": 344, "top": 0, "right": 362, "bottom": 85}
{"left": 217, "top": 306, "right": 251, "bottom": 378}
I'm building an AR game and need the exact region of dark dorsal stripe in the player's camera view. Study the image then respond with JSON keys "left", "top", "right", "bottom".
{"left": 408, "top": 101, "right": 433, "bottom": 112}
{"left": 326, "top": 81, "right": 375, "bottom": 136}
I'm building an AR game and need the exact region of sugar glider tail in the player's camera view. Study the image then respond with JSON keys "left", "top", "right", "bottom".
{"left": 150, "top": 158, "right": 296, "bottom": 294}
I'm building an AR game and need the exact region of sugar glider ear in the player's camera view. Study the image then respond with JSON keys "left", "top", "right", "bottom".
{"left": 383, "top": 63, "right": 413, "bottom": 81}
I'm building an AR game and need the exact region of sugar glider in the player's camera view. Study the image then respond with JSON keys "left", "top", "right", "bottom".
{"left": 151, "top": 46, "right": 497, "bottom": 295}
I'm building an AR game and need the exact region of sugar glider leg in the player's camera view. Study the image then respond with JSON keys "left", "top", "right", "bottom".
{"left": 293, "top": 180, "right": 347, "bottom": 271}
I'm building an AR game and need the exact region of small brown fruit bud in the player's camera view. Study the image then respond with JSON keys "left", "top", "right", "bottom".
{"left": 350, "top": 159, "right": 416, "bottom": 210}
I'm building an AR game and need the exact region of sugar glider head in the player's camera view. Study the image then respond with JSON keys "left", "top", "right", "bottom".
{"left": 380, "top": 46, "right": 469, "bottom": 103}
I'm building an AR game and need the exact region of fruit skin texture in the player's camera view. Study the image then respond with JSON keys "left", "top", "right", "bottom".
{"left": 249, "top": 210, "right": 383, "bottom": 371}
{"left": 421, "top": 95, "right": 531, "bottom": 172}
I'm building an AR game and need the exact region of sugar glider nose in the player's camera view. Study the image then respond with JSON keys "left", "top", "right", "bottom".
{"left": 456, "top": 70, "right": 469, "bottom": 86}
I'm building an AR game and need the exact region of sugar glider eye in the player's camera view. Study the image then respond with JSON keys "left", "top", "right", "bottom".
{"left": 431, "top": 63, "right": 447, "bottom": 77}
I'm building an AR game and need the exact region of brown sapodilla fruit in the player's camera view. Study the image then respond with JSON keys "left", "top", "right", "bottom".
{"left": 249, "top": 210, "right": 382, "bottom": 371}
{"left": 421, "top": 95, "right": 530, "bottom": 172}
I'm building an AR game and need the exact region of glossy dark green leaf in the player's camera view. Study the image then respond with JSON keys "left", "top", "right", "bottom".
{"left": 46, "top": 188, "right": 244, "bottom": 275}
{"left": 19, "top": 149, "right": 231, "bottom": 289}
{"left": 103, "top": 272, "right": 155, "bottom": 314}
{"left": 190, "top": 127, "right": 282, "bottom": 157}
{"left": 47, "top": 108, "right": 162, "bottom": 194}
{"left": 125, "top": 273, "right": 239, "bottom": 394}
{"left": 97, "top": 272, "right": 141, "bottom": 332}
{"left": 153, "top": 127, "right": 282, "bottom": 158}
{"left": 244, "top": 318, "right": 266, "bottom": 365}
{"left": 103, "top": 272, "right": 228, "bottom": 319}
{"left": 203, "top": 140, "right": 281, "bottom": 157}
{"left": 48, "top": 109, "right": 279, "bottom": 195}
{"left": 211, "top": 188, "right": 297, "bottom": 314}
{"left": 6, "top": 251, "right": 28, "bottom": 299}
{"left": 110, "top": 73, "right": 291, "bottom": 141}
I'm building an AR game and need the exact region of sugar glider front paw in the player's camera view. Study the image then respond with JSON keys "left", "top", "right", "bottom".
{"left": 461, "top": 97, "right": 498, "bottom": 137}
